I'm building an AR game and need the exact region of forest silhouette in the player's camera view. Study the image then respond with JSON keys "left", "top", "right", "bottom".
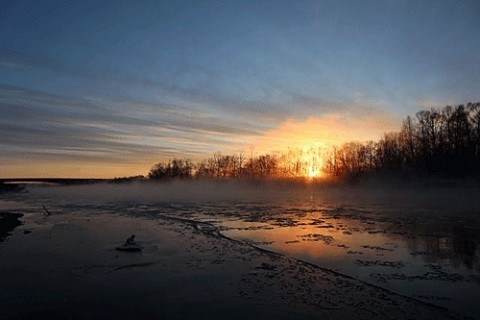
{"left": 145, "top": 102, "right": 480, "bottom": 182}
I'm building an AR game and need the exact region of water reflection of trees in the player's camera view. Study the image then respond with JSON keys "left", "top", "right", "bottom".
{"left": 403, "top": 224, "right": 479, "bottom": 270}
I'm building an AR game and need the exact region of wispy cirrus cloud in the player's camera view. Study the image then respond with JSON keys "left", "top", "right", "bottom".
{"left": 0, "top": 84, "right": 262, "bottom": 165}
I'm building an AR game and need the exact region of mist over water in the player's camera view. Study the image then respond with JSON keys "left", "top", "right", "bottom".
{"left": 27, "top": 180, "right": 293, "bottom": 204}
{"left": 4, "top": 180, "right": 480, "bottom": 318}
{"left": 24, "top": 179, "right": 480, "bottom": 216}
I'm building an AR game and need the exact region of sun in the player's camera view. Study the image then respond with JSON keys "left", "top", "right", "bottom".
{"left": 249, "top": 118, "right": 339, "bottom": 179}
{"left": 306, "top": 162, "right": 324, "bottom": 179}
{"left": 300, "top": 144, "right": 324, "bottom": 179}
{"left": 307, "top": 166, "right": 320, "bottom": 178}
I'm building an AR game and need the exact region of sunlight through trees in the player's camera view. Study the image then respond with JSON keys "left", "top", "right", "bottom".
{"left": 148, "top": 103, "right": 480, "bottom": 182}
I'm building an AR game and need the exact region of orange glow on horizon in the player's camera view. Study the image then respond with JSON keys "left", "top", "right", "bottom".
{"left": 244, "top": 114, "right": 398, "bottom": 178}
{"left": 250, "top": 115, "right": 398, "bottom": 152}
{"left": 0, "top": 161, "right": 151, "bottom": 179}
{"left": 2, "top": 113, "right": 399, "bottom": 179}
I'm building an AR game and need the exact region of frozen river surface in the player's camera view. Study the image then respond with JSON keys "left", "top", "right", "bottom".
{"left": 2, "top": 181, "right": 480, "bottom": 318}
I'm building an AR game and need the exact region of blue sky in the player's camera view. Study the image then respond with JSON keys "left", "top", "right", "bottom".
{"left": 1, "top": 0, "right": 480, "bottom": 177}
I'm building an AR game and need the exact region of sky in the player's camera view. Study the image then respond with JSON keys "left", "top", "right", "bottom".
{"left": 1, "top": 0, "right": 480, "bottom": 178}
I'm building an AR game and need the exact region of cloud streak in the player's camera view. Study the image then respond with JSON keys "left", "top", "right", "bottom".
{"left": 0, "top": 84, "right": 261, "bottom": 164}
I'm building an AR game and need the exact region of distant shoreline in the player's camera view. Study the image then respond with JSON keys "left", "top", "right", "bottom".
{"left": 0, "top": 179, "right": 110, "bottom": 194}
{"left": 0, "top": 178, "right": 110, "bottom": 185}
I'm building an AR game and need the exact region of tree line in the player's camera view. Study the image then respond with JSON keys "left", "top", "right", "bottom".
{"left": 148, "top": 152, "right": 280, "bottom": 180}
{"left": 323, "top": 102, "right": 480, "bottom": 179}
{"left": 147, "top": 102, "right": 480, "bottom": 181}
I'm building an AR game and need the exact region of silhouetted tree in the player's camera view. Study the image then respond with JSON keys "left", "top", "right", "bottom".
{"left": 399, "top": 115, "right": 417, "bottom": 166}
{"left": 468, "top": 102, "right": 480, "bottom": 157}
{"left": 148, "top": 159, "right": 195, "bottom": 180}
{"left": 244, "top": 154, "right": 278, "bottom": 177}
{"left": 196, "top": 158, "right": 216, "bottom": 178}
